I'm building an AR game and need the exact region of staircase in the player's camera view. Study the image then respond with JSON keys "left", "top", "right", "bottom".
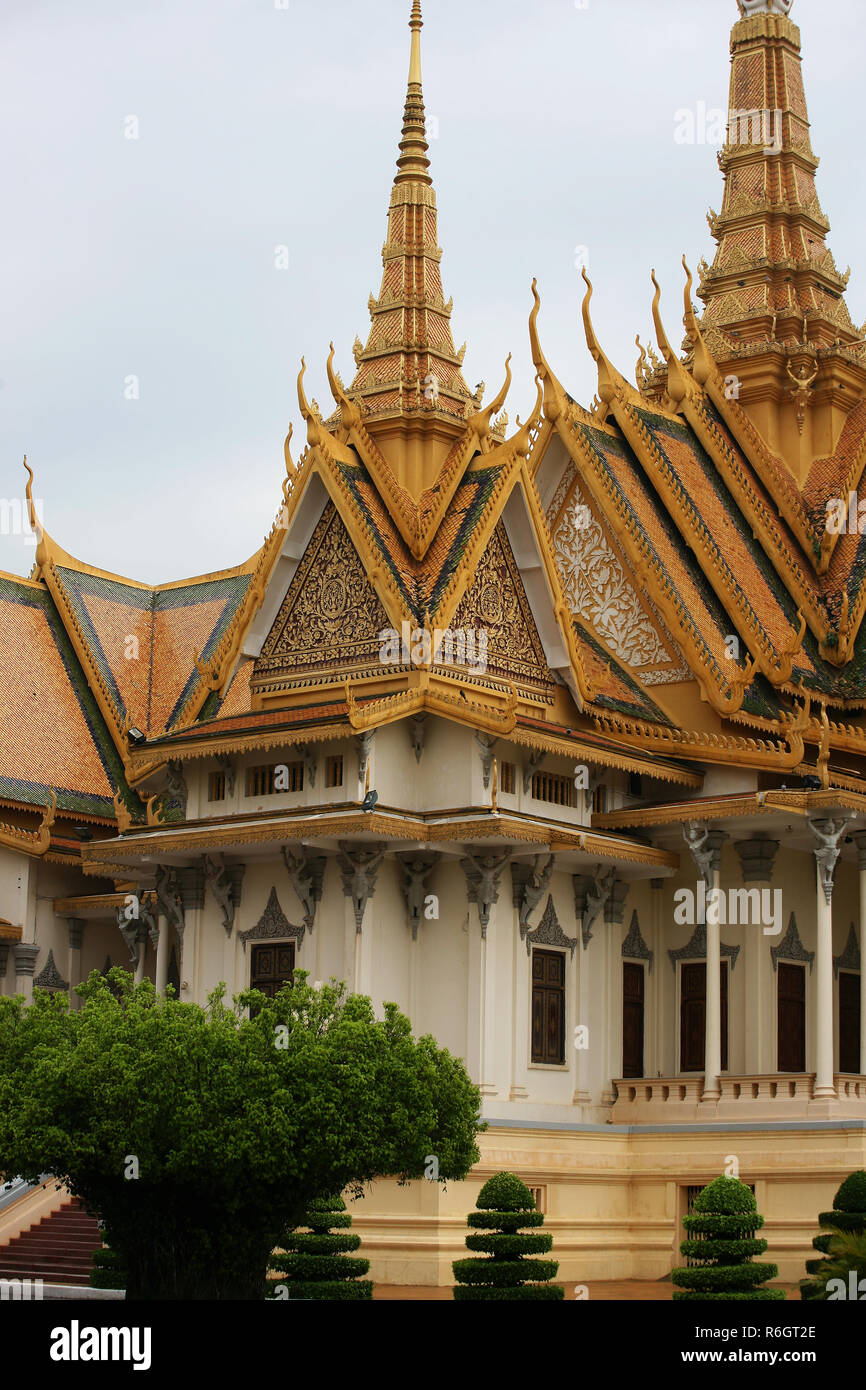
{"left": 0, "top": 1197, "right": 103, "bottom": 1286}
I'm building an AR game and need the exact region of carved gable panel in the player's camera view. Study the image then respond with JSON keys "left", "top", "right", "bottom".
{"left": 548, "top": 477, "right": 689, "bottom": 685}
{"left": 450, "top": 522, "right": 554, "bottom": 699}
{"left": 253, "top": 502, "right": 391, "bottom": 688}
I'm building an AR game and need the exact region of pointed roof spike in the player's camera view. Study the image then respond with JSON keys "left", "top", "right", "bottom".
{"left": 650, "top": 269, "right": 690, "bottom": 405}
{"left": 395, "top": 0, "right": 431, "bottom": 188}
{"left": 650, "top": 270, "right": 674, "bottom": 364}
{"left": 23, "top": 456, "right": 48, "bottom": 570}
{"left": 682, "top": 255, "right": 716, "bottom": 385}
{"left": 580, "top": 269, "right": 628, "bottom": 406}
{"left": 529, "top": 279, "right": 568, "bottom": 423}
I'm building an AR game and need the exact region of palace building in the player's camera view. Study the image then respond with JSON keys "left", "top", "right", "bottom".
{"left": 3, "top": 0, "right": 866, "bottom": 1285}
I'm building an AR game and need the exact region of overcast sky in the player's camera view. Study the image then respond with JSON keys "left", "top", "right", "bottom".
{"left": 1, "top": 0, "right": 863, "bottom": 584}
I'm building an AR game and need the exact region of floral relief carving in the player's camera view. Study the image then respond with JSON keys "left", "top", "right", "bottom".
{"left": 550, "top": 482, "right": 670, "bottom": 671}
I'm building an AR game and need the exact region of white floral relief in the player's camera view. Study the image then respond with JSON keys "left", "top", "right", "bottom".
{"left": 551, "top": 483, "right": 671, "bottom": 670}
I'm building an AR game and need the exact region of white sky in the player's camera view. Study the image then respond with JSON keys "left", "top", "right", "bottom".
{"left": 1, "top": 0, "right": 862, "bottom": 584}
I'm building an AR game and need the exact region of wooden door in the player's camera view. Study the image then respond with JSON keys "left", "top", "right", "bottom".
{"left": 680, "top": 962, "right": 728, "bottom": 1072}
{"left": 622, "top": 962, "right": 645, "bottom": 1078}
{"left": 777, "top": 962, "right": 806, "bottom": 1072}
{"left": 839, "top": 972, "right": 861, "bottom": 1074}
{"left": 250, "top": 942, "right": 295, "bottom": 998}
{"left": 531, "top": 949, "right": 565, "bottom": 1065}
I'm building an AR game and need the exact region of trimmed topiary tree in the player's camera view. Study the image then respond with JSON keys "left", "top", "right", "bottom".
{"left": 268, "top": 1195, "right": 372, "bottom": 1300}
{"left": 801, "top": 1169, "right": 866, "bottom": 1301}
{"left": 672, "top": 1176, "right": 785, "bottom": 1301}
{"left": 89, "top": 1245, "right": 126, "bottom": 1290}
{"left": 452, "top": 1171, "right": 563, "bottom": 1301}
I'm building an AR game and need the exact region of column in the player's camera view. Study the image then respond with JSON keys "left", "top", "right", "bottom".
{"left": 684, "top": 823, "right": 726, "bottom": 1102}
{"left": 734, "top": 838, "right": 779, "bottom": 1074}
{"left": 810, "top": 817, "right": 847, "bottom": 1099}
{"left": 176, "top": 865, "right": 206, "bottom": 999}
{"left": 461, "top": 850, "right": 509, "bottom": 1098}
{"left": 155, "top": 913, "right": 170, "bottom": 995}
{"left": 603, "top": 879, "right": 629, "bottom": 1105}
{"left": 134, "top": 926, "right": 147, "bottom": 984}
{"left": 13, "top": 943, "right": 39, "bottom": 1002}
{"left": 650, "top": 878, "right": 664, "bottom": 1076}
{"left": 67, "top": 918, "right": 85, "bottom": 1008}
{"left": 854, "top": 832, "right": 866, "bottom": 1077}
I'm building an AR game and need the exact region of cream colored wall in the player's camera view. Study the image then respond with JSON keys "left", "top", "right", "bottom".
{"left": 351, "top": 1123, "right": 866, "bottom": 1286}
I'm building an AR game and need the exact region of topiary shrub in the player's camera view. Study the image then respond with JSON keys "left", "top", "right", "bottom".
{"left": 89, "top": 1246, "right": 126, "bottom": 1290}
{"left": 267, "top": 1195, "right": 372, "bottom": 1301}
{"left": 672, "top": 1177, "right": 785, "bottom": 1301}
{"left": 452, "top": 1171, "right": 563, "bottom": 1301}
{"left": 801, "top": 1169, "right": 866, "bottom": 1301}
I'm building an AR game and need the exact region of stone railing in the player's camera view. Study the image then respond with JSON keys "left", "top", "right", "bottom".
{"left": 611, "top": 1072, "right": 866, "bottom": 1124}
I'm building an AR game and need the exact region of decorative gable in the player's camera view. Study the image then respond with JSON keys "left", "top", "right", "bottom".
{"left": 450, "top": 521, "right": 555, "bottom": 700}
{"left": 252, "top": 502, "right": 392, "bottom": 693}
{"left": 546, "top": 466, "right": 688, "bottom": 685}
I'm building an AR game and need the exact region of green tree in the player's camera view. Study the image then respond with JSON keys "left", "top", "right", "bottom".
{"left": 452, "top": 1171, "right": 563, "bottom": 1301}
{"left": 268, "top": 1195, "right": 372, "bottom": 1300}
{"left": 801, "top": 1170, "right": 866, "bottom": 1301}
{"left": 672, "top": 1176, "right": 785, "bottom": 1301}
{"left": 0, "top": 969, "right": 482, "bottom": 1301}
{"left": 804, "top": 1231, "right": 866, "bottom": 1301}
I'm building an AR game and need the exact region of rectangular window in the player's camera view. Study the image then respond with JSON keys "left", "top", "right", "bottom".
{"left": 592, "top": 783, "right": 606, "bottom": 815}
{"left": 500, "top": 761, "right": 515, "bottom": 795}
{"left": 628, "top": 772, "right": 643, "bottom": 798}
{"left": 280, "top": 762, "right": 304, "bottom": 793}
{"left": 531, "top": 771, "right": 575, "bottom": 808}
{"left": 208, "top": 770, "right": 226, "bottom": 802}
{"left": 246, "top": 763, "right": 304, "bottom": 796}
{"left": 527, "top": 1185, "right": 547, "bottom": 1214}
{"left": 325, "top": 755, "right": 343, "bottom": 789}
{"left": 247, "top": 765, "right": 275, "bottom": 797}
{"left": 531, "top": 949, "right": 566, "bottom": 1065}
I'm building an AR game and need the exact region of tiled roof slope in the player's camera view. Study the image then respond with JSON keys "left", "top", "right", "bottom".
{"left": 562, "top": 402, "right": 866, "bottom": 706}
{"left": 0, "top": 573, "right": 138, "bottom": 818}
{"left": 50, "top": 565, "right": 253, "bottom": 737}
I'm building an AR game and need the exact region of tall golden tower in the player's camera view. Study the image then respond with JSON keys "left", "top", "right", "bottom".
{"left": 345, "top": 0, "right": 476, "bottom": 494}
{"left": 697, "top": 0, "right": 866, "bottom": 481}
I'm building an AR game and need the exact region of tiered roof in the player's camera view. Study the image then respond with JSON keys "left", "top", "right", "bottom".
{"left": 4, "top": 0, "right": 866, "bottom": 864}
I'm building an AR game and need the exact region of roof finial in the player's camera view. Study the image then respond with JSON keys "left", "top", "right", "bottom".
{"left": 395, "top": 0, "right": 430, "bottom": 185}
{"left": 409, "top": 1, "right": 423, "bottom": 84}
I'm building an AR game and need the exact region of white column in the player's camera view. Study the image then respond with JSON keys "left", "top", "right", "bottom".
{"left": 155, "top": 913, "right": 170, "bottom": 994}
{"left": 735, "top": 838, "right": 780, "bottom": 1074}
{"left": 66, "top": 918, "right": 85, "bottom": 1008}
{"left": 810, "top": 817, "right": 847, "bottom": 1100}
{"left": 854, "top": 833, "right": 866, "bottom": 1077}
{"left": 13, "top": 943, "right": 39, "bottom": 1002}
{"left": 684, "top": 824, "right": 726, "bottom": 1102}
{"left": 650, "top": 878, "right": 664, "bottom": 1077}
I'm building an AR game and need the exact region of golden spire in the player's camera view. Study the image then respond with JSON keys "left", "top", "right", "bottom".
{"left": 396, "top": 1, "right": 430, "bottom": 186}
{"left": 348, "top": 0, "right": 474, "bottom": 487}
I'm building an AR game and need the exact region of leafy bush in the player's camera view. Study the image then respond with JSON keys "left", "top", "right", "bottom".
{"left": 89, "top": 1246, "right": 126, "bottom": 1290}
{"left": 0, "top": 969, "right": 482, "bottom": 1300}
{"left": 801, "top": 1170, "right": 866, "bottom": 1301}
{"left": 672, "top": 1177, "right": 784, "bottom": 1302}
{"left": 453, "top": 1172, "right": 563, "bottom": 1301}
{"left": 268, "top": 1195, "right": 372, "bottom": 1301}
{"left": 804, "top": 1232, "right": 866, "bottom": 1300}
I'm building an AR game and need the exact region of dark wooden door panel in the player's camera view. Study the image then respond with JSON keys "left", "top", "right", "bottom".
{"left": 622, "top": 961, "right": 644, "bottom": 1078}
{"left": 680, "top": 962, "right": 728, "bottom": 1073}
{"left": 531, "top": 949, "right": 565, "bottom": 1065}
{"left": 777, "top": 962, "right": 806, "bottom": 1072}
{"left": 840, "top": 972, "right": 860, "bottom": 1074}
